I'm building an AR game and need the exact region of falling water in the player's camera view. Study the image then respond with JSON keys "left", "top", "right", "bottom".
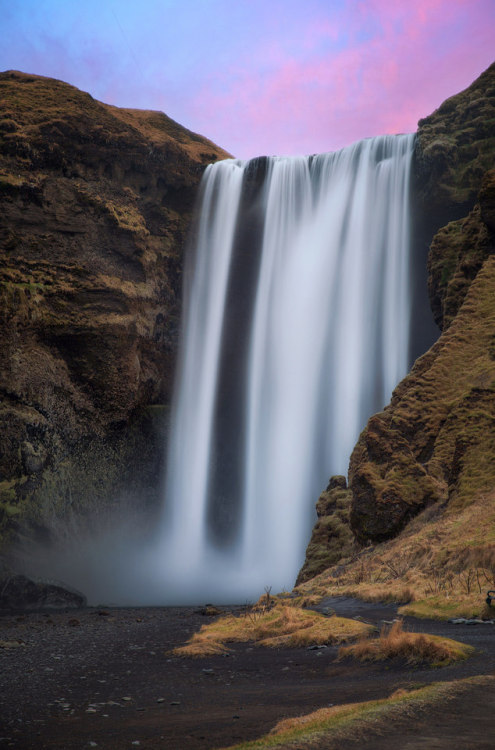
{"left": 160, "top": 134, "right": 414, "bottom": 603}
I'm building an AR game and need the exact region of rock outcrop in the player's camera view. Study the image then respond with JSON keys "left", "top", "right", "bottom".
{"left": 0, "top": 71, "right": 229, "bottom": 545}
{"left": 413, "top": 62, "right": 495, "bottom": 229}
{"left": 348, "top": 63, "right": 495, "bottom": 544}
{"left": 300, "top": 62, "right": 495, "bottom": 575}
{"left": 0, "top": 574, "right": 86, "bottom": 610}
{"left": 296, "top": 476, "right": 355, "bottom": 585}
{"left": 349, "top": 249, "right": 495, "bottom": 543}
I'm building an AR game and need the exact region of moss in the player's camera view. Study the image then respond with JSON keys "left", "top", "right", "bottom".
{"left": 0, "top": 481, "right": 17, "bottom": 505}
{"left": 297, "top": 481, "right": 356, "bottom": 585}
{"left": 428, "top": 203, "right": 492, "bottom": 330}
{"left": 349, "top": 252, "right": 495, "bottom": 545}
{"left": 416, "top": 62, "right": 495, "bottom": 211}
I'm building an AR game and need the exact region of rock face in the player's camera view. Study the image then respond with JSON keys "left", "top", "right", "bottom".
{"left": 348, "top": 63, "right": 495, "bottom": 545}
{"left": 0, "top": 71, "right": 229, "bottom": 545}
{"left": 413, "top": 62, "right": 495, "bottom": 229}
{"left": 0, "top": 574, "right": 86, "bottom": 610}
{"left": 296, "top": 476, "right": 355, "bottom": 585}
{"left": 350, "top": 251, "right": 495, "bottom": 543}
{"left": 300, "top": 62, "right": 495, "bottom": 575}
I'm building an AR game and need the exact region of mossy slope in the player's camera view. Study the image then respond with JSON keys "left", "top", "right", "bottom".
{"left": 300, "top": 63, "right": 495, "bottom": 598}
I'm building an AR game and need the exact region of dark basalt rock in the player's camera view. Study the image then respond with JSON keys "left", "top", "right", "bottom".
{"left": 0, "top": 574, "right": 86, "bottom": 610}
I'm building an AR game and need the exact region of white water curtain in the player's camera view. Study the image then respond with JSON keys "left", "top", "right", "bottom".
{"left": 161, "top": 134, "right": 414, "bottom": 602}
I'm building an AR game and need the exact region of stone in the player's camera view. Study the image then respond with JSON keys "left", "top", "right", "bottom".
{"left": 0, "top": 574, "right": 86, "bottom": 611}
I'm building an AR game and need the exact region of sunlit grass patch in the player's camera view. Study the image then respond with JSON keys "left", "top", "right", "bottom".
{"left": 296, "top": 490, "right": 495, "bottom": 619}
{"left": 171, "top": 603, "right": 373, "bottom": 657}
{"left": 219, "top": 675, "right": 494, "bottom": 749}
{"left": 173, "top": 639, "right": 229, "bottom": 658}
{"left": 338, "top": 620, "right": 474, "bottom": 667}
{"left": 398, "top": 595, "right": 492, "bottom": 620}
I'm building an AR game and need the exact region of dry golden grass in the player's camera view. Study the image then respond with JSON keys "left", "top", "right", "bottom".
{"left": 103, "top": 105, "right": 232, "bottom": 162}
{"left": 219, "top": 675, "right": 494, "bottom": 749}
{"left": 296, "top": 489, "right": 495, "bottom": 619}
{"left": 0, "top": 70, "right": 229, "bottom": 166}
{"left": 338, "top": 620, "right": 473, "bottom": 666}
{"left": 172, "top": 603, "right": 373, "bottom": 658}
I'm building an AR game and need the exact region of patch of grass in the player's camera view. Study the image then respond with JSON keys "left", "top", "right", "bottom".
{"left": 219, "top": 675, "right": 494, "bottom": 749}
{"left": 398, "top": 596, "right": 489, "bottom": 620}
{"left": 172, "top": 603, "right": 373, "bottom": 658}
{"left": 338, "top": 620, "right": 473, "bottom": 667}
{"left": 297, "top": 489, "right": 495, "bottom": 619}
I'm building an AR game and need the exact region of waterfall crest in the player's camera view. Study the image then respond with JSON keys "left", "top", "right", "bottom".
{"left": 161, "top": 134, "right": 415, "bottom": 603}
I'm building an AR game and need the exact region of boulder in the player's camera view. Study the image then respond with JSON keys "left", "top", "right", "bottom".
{"left": 0, "top": 574, "right": 86, "bottom": 610}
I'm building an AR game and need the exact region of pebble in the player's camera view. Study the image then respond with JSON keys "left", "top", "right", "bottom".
{"left": 202, "top": 668, "right": 214, "bottom": 674}
{"left": 122, "top": 697, "right": 132, "bottom": 702}
{"left": 170, "top": 701, "right": 180, "bottom": 706}
{"left": 156, "top": 698, "right": 165, "bottom": 703}
{"left": 448, "top": 618, "right": 495, "bottom": 625}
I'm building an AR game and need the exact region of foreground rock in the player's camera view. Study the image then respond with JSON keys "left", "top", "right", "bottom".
{"left": 0, "top": 574, "right": 86, "bottom": 610}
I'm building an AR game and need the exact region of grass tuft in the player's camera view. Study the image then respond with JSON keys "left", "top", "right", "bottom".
{"left": 171, "top": 603, "right": 373, "bottom": 658}
{"left": 338, "top": 619, "right": 474, "bottom": 666}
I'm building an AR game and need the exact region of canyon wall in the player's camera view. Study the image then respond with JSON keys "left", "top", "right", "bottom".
{"left": 301, "top": 62, "right": 495, "bottom": 581}
{"left": 0, "top": 71, "right": 229, "bottom": 547}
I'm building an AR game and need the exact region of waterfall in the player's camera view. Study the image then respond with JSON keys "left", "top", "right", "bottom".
{"left": 160, "top": 134, "right": 414, "bottom": 603}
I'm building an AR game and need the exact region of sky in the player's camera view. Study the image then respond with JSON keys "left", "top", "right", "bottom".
{"left": 1, "top": 0, "right": 494, "bottom": 159}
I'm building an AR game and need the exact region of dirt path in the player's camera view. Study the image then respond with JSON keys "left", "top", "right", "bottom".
{"left": 0, "top": 599, "right": 493, "bottom": 749}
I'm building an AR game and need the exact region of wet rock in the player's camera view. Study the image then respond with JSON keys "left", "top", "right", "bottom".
{"left": 0, "top": 574, "right": 86, "bottom": 611}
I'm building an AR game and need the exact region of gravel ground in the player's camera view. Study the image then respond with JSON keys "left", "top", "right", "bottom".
{"left": 0, "top": 599, "right": 493, "bottom": 749}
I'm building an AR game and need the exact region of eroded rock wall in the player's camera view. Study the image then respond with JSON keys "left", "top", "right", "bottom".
{"left": 301, "top": 62, "right": 495, "bottom": 575}
{"left": 349, "top": 63, "right": 495, "bottom": 544}
{"left": 0, "top": 71, "right": 229, "bottom": 544}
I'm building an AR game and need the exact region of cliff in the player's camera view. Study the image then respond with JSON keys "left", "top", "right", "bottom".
{"left": 301, "top": 62, "right": 495, "bottom": 583}
{"left": 0, "top": 71, "right": 229, "bottom": 545}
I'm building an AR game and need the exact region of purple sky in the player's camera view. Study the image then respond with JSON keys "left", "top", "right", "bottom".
{"left": 1, "top": 0, "right": 494, "bottom": 159}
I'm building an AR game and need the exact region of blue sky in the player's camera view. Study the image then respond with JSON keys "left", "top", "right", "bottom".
{"left": 1, "top": 0, "right": 494, "bottom": 158}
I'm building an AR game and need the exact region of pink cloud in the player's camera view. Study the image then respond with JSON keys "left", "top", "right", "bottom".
{"left": 189, "top": 0, "right": 494, "bottom": 157}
